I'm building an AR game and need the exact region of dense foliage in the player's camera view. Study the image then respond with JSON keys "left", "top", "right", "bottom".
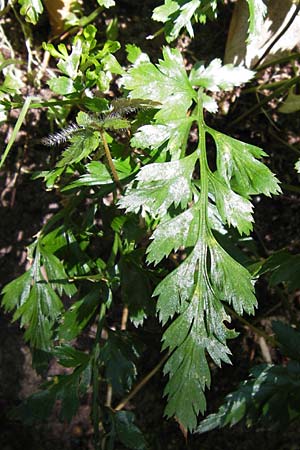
{"left": 1, "top": 1, "right": 300, "bottom": 449}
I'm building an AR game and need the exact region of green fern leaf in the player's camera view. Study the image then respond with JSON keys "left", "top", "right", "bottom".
{"left": 119, "top": 47, "right": 281, "bottom": 431}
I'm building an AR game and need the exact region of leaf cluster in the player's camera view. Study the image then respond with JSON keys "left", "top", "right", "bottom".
{"left": 196, "top": 322, "right": 300, "bottom": 433}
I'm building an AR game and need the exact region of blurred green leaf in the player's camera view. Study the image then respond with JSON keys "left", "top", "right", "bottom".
{"left": 18, "top": 0, "right": 43, "bottom": 24}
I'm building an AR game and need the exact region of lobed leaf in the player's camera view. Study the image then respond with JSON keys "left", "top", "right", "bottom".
{"left": 58, "top": 288, "right": 101, "bottom": 341}
{"left": 13, "top": 283, "right": 63, "bottom": 350}
{"left": 147, "top": 205, "right": 200, "bottom": 265}
{"left": 56, "top": 129, "right": 100, "bottom": 167}
{"left": 211, "top": 130, "right": 281, "bottom": 197}
{"left": 196, "top": 360, "right": 300, "bottom": 433}
{"left": 122, "top": 47, "right": 195, "bottom": 121}
{"left": 209, "top": 173, "right": 254, "bottom": 235}
{"left": 119, "top": 152, "right": 197, "bottom": 215}
{"left": 1, "top": 271, "right": 32, "bottom": 312}
{"left": 112, "top": 411, "right": 147, "bottom": 450}
{"left": 190, "top": 59, "right": 254, "bottom": 91}
{"left": 100, "top": 331, "right": 140, "bottom": 394}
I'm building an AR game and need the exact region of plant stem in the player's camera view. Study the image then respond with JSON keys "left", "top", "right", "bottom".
{"left": 197, "top": 90, "right": 209, "bottom": 213}
{"left": 229, "top": 75, "right": 300, "bottom": 126}
{"left": 121, "top": 306, "right": 129, "bottom": 330}
{"left": 99, "top": 129, "right": 122, "bottom": 191}
{"left": 92, "top": 302, "right": 107, "bottom": 450}
{"left": 225, "top": 305, "right": 278, "bottom": 347}
{"left": 114, "top": 353, "right": 169, "bottom": 411}
{"left": 254, "top": 52, "right": 300, "bottom": 72}
{"left": 0, "top": 96, "right": 32, "bottom": 169}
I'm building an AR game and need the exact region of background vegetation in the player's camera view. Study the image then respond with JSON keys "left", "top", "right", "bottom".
{"left": 1, "top": 1, "right": 300, "bottom": 449}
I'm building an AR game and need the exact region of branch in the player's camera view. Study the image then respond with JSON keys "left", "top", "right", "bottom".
{"left": 114, "top": 353, "right": 169, "bottom": 411}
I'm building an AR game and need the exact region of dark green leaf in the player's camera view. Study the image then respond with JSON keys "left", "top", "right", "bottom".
{"left": 114, "top": 411, "right": 147, "bottom": 450}
{"left": 56, "top": 129, "right": 100, "bottom": 167}
{"left": 273, "top": 321, "right": 300, "bottom": 361}
{"left": 58, "top": 288, "right": 101, "bottom": 340}
{"left": 53, "top": 344, "right": 90, "bottom": 367}
{"left": 100, "top": 331, "right": 140, "bottom": 394}
{"left": 42, "top": 250, "right": 77, "bottom": 297}
{"left": 119, "top": 252, "right": 153, "bottom": 325}
{"left": 196, "top": 361, "right": 300, "bottom": 433}
{"left": 13, "top": 283, "right": 63, "bottom": 350}
{"left": 1, "top": 271, "right": 32, "bottom": 312}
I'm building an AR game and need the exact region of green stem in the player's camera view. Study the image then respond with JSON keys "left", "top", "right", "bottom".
{"left": 92, "top": 302, "right": 107, "bottom": 450}
{"left": 225, "top": 305, "right": 278, "bottom": 347}
{"left": 0, "top": 96, "right": 32, "bottom": 169}
{"left": 254, "top": 52, "right": 300, "bottom": 72}
{"left": 197, "top": 90, "right": 209, "bottom": 216}
{"left": 3, "top": 98, "right": 86, "bottom": 111}
{"left": 99, "top": 130, "right": 122, "bottom": 191}
{"left": 229, "top": 76, "right": 300, "bottom": 127}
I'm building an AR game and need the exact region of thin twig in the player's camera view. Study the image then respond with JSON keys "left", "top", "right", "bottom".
{"left": 225, "top": 305, "right": 278, "bottom": 347}
{"left": 229, "top": 76, "right": 300, "bottom": 127}
{"left": 114, "top": 353, "right": 169, "bottom": 411}
{"left": 268, "top": 127, "right": 300, "bottom": 155}
{"left": 121, "top": 306, "right": 129, "bottom": 331}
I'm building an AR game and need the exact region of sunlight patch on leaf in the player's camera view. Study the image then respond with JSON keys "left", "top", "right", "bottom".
{"left": 190, "top": 59, "right": 254, "bottom": 91}
{"left": 246, "top": 0, "right": 267, "bottom": 43}
{"left": 118, "top": 153, "right": 197, "bottom": 215}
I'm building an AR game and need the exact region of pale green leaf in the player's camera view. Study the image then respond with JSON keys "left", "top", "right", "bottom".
{"left": 209, "top": 173, "right": 254, "bottom": 235}
{"left": 167, "top": 0, "right": 201, "bottom": 41}
{"left": 125, "top": 44, "right": 149, "bottom": 64}
{"left": 97, "top": 0, "right": 115, "bottom": 7}
{"left": 152, "top": 0, "right": 179, "bottom": 23}
{"left": 190, "top": 59, "right": 254, "bottom": 91}
{"left": 131, "top": 117, "right": 193, "bottom": 157}
{"left": 147, "top": 205, "right": 199, "bottom": 265}
{"left": 48, "top": 76, "right": 76, "bottom": 95}
{"left": 122, "top": 47, "right": 195, "bottom": 121}
{"left": 18, "top": 0, "right": 43, "bottom": 24}
{"left": 102, "top": 53, "right": 124, "bottom": 75}
{"left": 118, "top": 152, "right": 197, "bottom": 215}
{"left": 211, "top": 130, "right": 281, "bottom": 197}
{"left": 209, "top": 242, "right": 257, "bottom": 315}
{"left": 1, "top": 271, "right": 32, "bottom": 312}
{"left": 246, "top": 0, "right": 267, "bottom": 43}
{"left": 57, "top": 40, "right": 82, "bottom": 79}
{"left": 278, "top": 88, "right": 300, "bottom": 114}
